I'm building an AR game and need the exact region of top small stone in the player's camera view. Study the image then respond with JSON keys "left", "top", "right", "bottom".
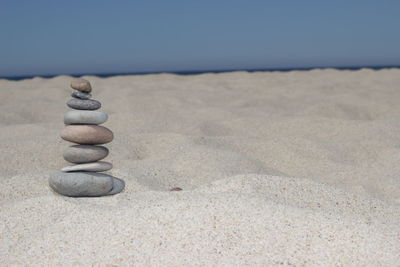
{"left": 70, "top": 78, "right": 92, "bottom": 92}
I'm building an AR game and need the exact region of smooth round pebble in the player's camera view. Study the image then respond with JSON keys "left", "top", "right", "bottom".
{"left": 70, "top": 78, "right": 92, "bottom": 92}
{"left": 64, "top": 110, "right": 108, "bottom": 125}
{"left": 67, "top": 99, "right": 101, "bottom": 110}
{"left": 61, "top": 161, "right": 113, "bottom": 172}
{"left": 49, "top": 171, "right": 114, "bottom": 197}
{"left": 63, "top": 145, "right": 109, "bottom": 163}
{"left": 61, "top": 125, "right": 113, "bottom": 145}
{"left": 72, "top": 90, "right": 92, "bottom": 100}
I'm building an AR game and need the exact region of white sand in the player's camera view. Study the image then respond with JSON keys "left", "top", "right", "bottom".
{"left": 0, "top": 69, "right": 399, "bottom": 265}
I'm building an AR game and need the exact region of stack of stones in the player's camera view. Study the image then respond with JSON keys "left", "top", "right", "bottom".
{"left": 49, "top": 78, "right": 125, "bottom": 197}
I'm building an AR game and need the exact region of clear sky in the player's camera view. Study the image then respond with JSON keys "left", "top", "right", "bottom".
{"left": 1, "top": 0, "right": 399, "bottom": 77}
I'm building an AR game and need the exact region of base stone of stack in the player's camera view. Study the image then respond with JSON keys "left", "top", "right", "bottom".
{"left": 107, "top": 177, "right": 125, "bottom": 195}
{"left": 49, "top": 171, "right": 124, "bottom": 197}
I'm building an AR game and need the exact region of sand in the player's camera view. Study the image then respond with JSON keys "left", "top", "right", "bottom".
{"left": 0, "top": 69, "right": 399, "bottom": 266}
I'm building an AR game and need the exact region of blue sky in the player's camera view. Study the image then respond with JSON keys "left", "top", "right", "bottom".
{"left": 1, "top": 0, "right": 399, "bottom": 77}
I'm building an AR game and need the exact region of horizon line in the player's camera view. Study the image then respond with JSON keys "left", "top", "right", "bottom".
{"left": 2, "top": 64, "right": 400, "bottom": 81}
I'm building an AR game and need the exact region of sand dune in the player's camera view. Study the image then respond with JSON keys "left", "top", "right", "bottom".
{"left": 1, "top": 69, "right": 399, "bottom": 265}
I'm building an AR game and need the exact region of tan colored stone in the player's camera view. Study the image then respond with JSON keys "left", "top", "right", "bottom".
{"left": 70, "top": 78, "right": 92, "bottom": 92}
{"left": 61, "top": 125, "right": 113, "bottom": 145}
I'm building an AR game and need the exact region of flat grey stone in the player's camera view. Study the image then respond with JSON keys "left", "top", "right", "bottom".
{"left": 72, "top": 90, "right": 92, "bottom": 100}
{"left": 107, "top": 177, "right": 125, "bottom": 195}
{"left": 63, "top": 145, "right": 109, "bottom": 163}
{"left": 67, "top": 99, "right": 101, "bottom": 110}
{"left": 64, "top": 110, "right": 108, "bottom": 125}
{"left": 49, "top": 171, "right": 114, "bottom": 197}
{"left": 70, "top": 78, "right": 92, "bottom": 92}
{"left": 61, "top": 161, "right": 113, "bottom": 172}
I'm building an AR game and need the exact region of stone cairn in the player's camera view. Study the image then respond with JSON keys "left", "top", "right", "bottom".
{"left": 49, "top": 78, "right": 125, "bottom": 197}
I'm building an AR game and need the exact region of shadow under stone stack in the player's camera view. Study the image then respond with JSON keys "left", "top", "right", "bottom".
{"left": 49, "top": 78, "right": 125, "bottom": 197}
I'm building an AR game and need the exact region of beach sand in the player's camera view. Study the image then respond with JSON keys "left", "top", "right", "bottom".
{"left": 0, "top": 69, "right": 399, "bottom": 265}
